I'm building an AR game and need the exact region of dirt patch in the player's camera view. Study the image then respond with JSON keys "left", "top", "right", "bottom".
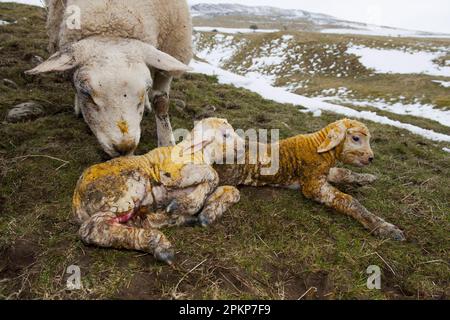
{"left": 115, "top": 271, "right": 165, "bottom": 300}
{"left": 0, "top": 239, "right": 39, "bottom": 279}
{"left": 264, "top": 261, "right": 333, "bottom": 300}
{"left": 0, "top": 239, "right": 40, "bottom": 298}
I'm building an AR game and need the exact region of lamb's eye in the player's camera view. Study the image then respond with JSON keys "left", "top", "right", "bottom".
{"left": 223, "top": 133, "right": 231, "bottom": 139}
{"left": 79, "top": 88, "right": 91, "bottom": 97}
{"left": 352, "top": 136, "right": 360, "bottom": 142}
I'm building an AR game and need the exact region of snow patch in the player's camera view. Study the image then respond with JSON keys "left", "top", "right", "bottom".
{"left": 347, "top": 45, "right": 450, "bottom": 77}
{"left": 322, "top": 27, "right": 450, "bottom": 39}
{"left": 190, "top": 60, "right": 450, "bottom": 143}
{"left": 432, "top": 80, "right": 450, "bottom": 88}
{"left": 318, "top": 97, "right": 450, "bottom": 127}
{"left": 195, "top": 33, "right": 245, "bottom": 67}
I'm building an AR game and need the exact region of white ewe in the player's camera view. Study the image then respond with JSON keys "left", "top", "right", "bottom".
{"left": 27, "top": 0, "right": 193, "bottom": 157}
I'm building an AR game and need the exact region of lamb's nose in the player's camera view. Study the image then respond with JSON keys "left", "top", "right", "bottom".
{"left": 113, "top": 142, "right": 136, "bottom": 156}
{"left": 369, "top": 157, "right": 374, "bottom": 163}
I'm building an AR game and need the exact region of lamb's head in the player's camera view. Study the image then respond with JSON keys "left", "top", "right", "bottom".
{"left": 178, "top": 118, "right": 245, "bottom": 165}
{"left": 26, "top": 38, "right": 191, "bottom": 157}
{"left": 318, "top": 119, "right": 374, "bottom": 167}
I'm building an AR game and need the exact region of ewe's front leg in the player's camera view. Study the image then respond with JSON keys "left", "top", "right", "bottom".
{"left": 328, "top": 168, "right": 377, "bottom": 186}
{"left": 302, "top": 177, "right": 405, "bottom": 241}
{"left": 79, "top": 212, "right": 175, "bottom": 264}
{"left": 152, "top": 71, "right": 175, "bottom": 147}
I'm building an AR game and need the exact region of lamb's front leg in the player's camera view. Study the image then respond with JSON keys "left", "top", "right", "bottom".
{"left": 328, "top": 168, "right": 377, "bottom": 186}
{"left": 79, "top": 212, "right": 175, "bottom": 264}
{"left": 302, "top": 177, "right": 405, "bottom": 241}
{"left": 160, "top": 164, "right": 221, "bottom": 218}
{"left": 198, "top": 186, "right": 241, "bottom": 227}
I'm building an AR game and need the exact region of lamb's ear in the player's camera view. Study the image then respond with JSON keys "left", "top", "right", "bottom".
{"left": 183, "top": 135, "right": 215, "bottom": 155}
{"left": 25, "top": 50, "right": 77, "bottom": 75}
{"left": 318, "top": 122, "right": 347, "bottom": 153}
{"left": 140, "top": 43, "right": 192, "bottom": 74}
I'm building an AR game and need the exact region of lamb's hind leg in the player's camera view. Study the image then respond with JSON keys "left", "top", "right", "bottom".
{"left": 79, "top": 212, "right": 175, "bottom": 264}
{"left": 132, "top": 210, "right": 200, "bottom": 230}
{"left": 328, "top": 168, "right": 377, "bottom": 186}
{"left": 152, "top": 71, "right": 175, "bottom": 147}
{"left": 303, "top": 177, "right": 405, "bottom": 241}
{"left": 198, "top": 186, "right": 241, "bottom": 227}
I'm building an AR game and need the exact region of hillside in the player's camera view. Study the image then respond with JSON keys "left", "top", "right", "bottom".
{"left": 191, "top": 3, "right": 450, "bottom": 38}
{"left": 0, "top": 3, "right": 449, "bottom": 300}
{"left": 194, "top": 30, "right": 450, "bottom": 141}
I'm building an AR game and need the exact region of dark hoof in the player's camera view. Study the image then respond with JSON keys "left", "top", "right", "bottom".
{"left": 183, "top": 216, "right": 200, "bottom": 227}
{"left": 166, "top": 200, "right": 179, "bottom": 214}
{"left": 376, "top": 224, "right": 406, "bottom": 241}
{"left": 154, "top": 247, "right": 175, "bottom": 265}
{"left": 198, "top": 215, "right": 212, "bottom": 228}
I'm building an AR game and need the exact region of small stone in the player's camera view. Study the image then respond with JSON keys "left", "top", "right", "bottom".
{"left": 195, "top": 105, "right": 217, "bottom": 119}
{"left": 172, "top": 99, "right": 186, "bottom": 110}
{"left": 6, "top": 102, "right": 45, "bottom": 123}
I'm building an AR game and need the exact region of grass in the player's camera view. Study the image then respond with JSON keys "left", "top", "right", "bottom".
{"left": 0, "top": 3, "right": 449, "bottom": 300}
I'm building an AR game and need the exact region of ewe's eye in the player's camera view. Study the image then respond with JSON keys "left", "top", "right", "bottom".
{"left": 352, "top": 136, "right": 360, "bottom": 142}
{"left": 223, "top": 132, "right": 231, "bottom": 139}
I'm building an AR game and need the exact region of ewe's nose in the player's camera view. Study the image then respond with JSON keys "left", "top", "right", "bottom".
{"left": 113, "top": 141, "right": 137, "bottom": 156}
{"left": 369, "top": 156, "right": 374, "bottom": 163}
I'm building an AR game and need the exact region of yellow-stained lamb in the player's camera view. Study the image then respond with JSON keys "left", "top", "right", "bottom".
{"left": 215, "top": 119, "right": 406, "bottom": 241}
{"left": 73, "top": 118, "right": 242, "bottom": 264}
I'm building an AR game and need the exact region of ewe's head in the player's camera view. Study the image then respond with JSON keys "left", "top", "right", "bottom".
{"left": 318, "top": 119, "right": 374, "bottom": 167}
{"left": 26, "top": 38, "right": 191, "bottom": 157}
{"left": 179, "top": 118, "right": 245, "bottom": 165}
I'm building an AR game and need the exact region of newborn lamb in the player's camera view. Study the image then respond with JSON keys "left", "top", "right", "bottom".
{"left": 73, "top": 118, "right": 242, "bottom": 264}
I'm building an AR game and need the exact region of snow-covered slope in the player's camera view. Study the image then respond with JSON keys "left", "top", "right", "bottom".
{"left": 193, "top": 30, "right": 450, "bottom": 145}
{"left": 190, "top": 60, "right": 450, "bottom": 143}
{"left": 191, "top": 3, "right": 335, "bottom": 23}
{"left": 192, "top": 3, "right": 450, "bottom": 39}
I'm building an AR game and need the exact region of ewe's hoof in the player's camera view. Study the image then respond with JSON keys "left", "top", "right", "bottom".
{"left": 154, "top": 247, "right": 175, "bottom": 265}
{"left": 375, "top": 223, "right": 406, "bottom": 241}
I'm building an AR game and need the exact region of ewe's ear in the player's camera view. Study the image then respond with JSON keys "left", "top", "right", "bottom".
{"left": 25, "top": 50, "right": 77, "bottom": 75}
{"left": 318, "top": 122, "right": 347, "bottom": 153}
{"left": 140, "top": 43, "right": 192, "bottom": 74}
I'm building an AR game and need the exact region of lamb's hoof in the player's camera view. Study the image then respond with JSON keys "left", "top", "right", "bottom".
{"left": 154, "top": 247, "right": 175, "bottom": 265}
{"left": 166, "top": 200, "right": 179, "bottom": 214}
{"left": 358, "top": 174, "right": 378, "bottom": 186}
{"left": 375, "top": 223, "right": 406, "bottom": 241}
{"left": 183, "top": 216, "right": 200, "bottom": 227}
{"left": 198, "top": 214, "right": 212, "bottom": 228}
